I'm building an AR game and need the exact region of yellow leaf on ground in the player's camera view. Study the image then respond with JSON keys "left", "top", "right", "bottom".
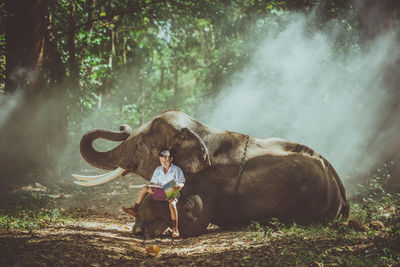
{"left": 145, "top": 245, "right": 161, "bottom": 256}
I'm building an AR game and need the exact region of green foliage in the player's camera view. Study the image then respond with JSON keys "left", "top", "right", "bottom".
{"left": 48, "top": 1, "right": 296, "bottom": 146}
{"left": 0, "top": 208, "right": 69, "bottom": 231}
{"left": 0, "top": 192, "right": 73, "bottom": 231}
{"left": 0, "top": 0, "right": 366, "bottom": 139}
{"left": 350, "top": 162, "right": 400, "bottom": 225}
{"left": 52, "top": 0, "right": 347, "bottom": 131}
{"left": 1, "top": 1, "right": 376, "bottom": 183}
{"left": 354, "top": 162, "right": 393, "bottom": 199}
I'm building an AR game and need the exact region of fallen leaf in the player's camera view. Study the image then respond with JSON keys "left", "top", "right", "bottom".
{"left": 145, "top": 245, "right": 161, "bottom": 257}
{"left": 370, "top": 221, "right": 384, "bottom": 230}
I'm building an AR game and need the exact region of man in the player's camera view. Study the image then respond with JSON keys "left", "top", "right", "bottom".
{"left": 122, "top": 149, "right": 185, "bottom": 238}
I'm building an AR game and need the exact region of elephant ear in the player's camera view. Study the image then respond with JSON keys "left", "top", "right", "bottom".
{"left": 150, "top": 118, "right": 211, "bottom": 174}
{"left": 171, "top": 128, "right": 211, "bottom": 174}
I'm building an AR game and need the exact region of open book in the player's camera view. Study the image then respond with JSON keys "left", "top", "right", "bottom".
{"left": 150, "top": 179, "right": 180, "bottom": 201}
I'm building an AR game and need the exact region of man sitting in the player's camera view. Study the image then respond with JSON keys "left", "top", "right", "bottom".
{"left": 123, "top": 149, "right": 185, "bottom": 238}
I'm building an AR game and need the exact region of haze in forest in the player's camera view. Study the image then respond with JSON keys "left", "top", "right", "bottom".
{"left": 198, "top": 14, "right": 398, "bottom": 182}
{"left": 1, "top": 10, "right": 397, "bottom": 191}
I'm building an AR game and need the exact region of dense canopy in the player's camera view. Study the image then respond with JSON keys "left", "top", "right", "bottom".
{"left": 0, "top": 0, "right": 400, "bottom": 190}
{"left": 1, "top": 1, "right": 400, "bottom": 266}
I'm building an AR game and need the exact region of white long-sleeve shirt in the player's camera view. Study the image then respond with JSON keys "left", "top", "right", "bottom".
{"left": 150, "top": 164, "right": 185, "bottom": 186}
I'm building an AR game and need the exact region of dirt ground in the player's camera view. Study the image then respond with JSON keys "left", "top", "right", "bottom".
{"left": 1, "top": 177, "right": 399, "bottom": 266}
{"left": 2, "top": 211, "right": 399, "bottom": 266}
{"left": 0, "top": 215, "right": 274, "bottom": 266}
{"left": 1, "top": 178, "right": 276, "bottom": 266}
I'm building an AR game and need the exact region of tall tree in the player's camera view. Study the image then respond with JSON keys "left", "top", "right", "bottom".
{"left": 1, "top": 0, "right": 50, "bottom": 191}
{"left": 5, "top": 0, "right": 46, "bottom": 93}
{"left": 67, "top": 1, "right": 79, "bottom": 90}
{"left": 354, "top": 0, "right": 400, "bottom": 187}
{"left": 354, "top": 0, "right": 397, "bottom": 44}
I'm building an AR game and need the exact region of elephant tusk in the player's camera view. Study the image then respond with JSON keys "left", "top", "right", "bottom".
{"left": 72, "top": 170, "right": 120, "bottom": 181}
{"left": 72, "top": 167, "right": 125, "bottom": 186}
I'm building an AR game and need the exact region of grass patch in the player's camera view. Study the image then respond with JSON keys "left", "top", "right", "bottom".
{"left": 248, "top": 170, "right": 400, "bottom": 266}
{"left": 0, "top": 192, "right": 74, "bottom": 231}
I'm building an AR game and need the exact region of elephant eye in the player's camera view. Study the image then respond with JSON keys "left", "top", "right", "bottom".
{"left": 136, "top": 142, "right": 145, "bottom": 151}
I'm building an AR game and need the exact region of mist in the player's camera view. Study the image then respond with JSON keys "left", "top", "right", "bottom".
{"left": 198, "top": 14, "right": 398, "bottom": 183}
{"left": 0, "top": 92, "right": 23, "bottom": 127}
{"left": 1, "top": 11, "right": 398, "bottom": 195}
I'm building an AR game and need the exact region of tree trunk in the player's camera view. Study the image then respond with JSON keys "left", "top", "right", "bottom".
{"left": 354, "top": 0, "right": 394, "bottom": 45}
{"left": 46, "top": 10, "right": 69, "bottom": 178}
{"left": 159, "top": 66, "right": 165, "bottom": 91}
{"left": 109, "top": 27, "right": 115, "bottom": 68}
{"left": 85, "top": 0, "right": 95, "bottom": 32}
{"left": 354, "top": 0, "right": 400, "bottom": 190}
{"left": 122, "top": 33, "right": 127, "bottom": 65}
{"left": 103, "top": 26, "right": 116, "bottom": 98}
{"left": 172, "top": 67, "right": 179, "bottom": 109}
{"left": 5, "top": 0, "right": 46, "bottom": 93}
{"left": 1, "top": 0, "right": 49, "bottom": 192}
{"left": 47, "top": 13, "right": 65, "bottom": 88}
{"left": 67, "top": 2, "right": 79, "bottom": 89}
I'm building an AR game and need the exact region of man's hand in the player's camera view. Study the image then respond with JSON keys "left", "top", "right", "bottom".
{"left": 174, "top": 184, "right": 183, "bottom": 190}
{"left": 149, "top": 182, "right": 156, "bottom": 194}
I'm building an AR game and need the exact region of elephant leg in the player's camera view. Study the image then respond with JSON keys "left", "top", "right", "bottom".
{"left": 144, "top": 219, "right": 169, "bottom": 239}
{"left": 138, "top": 193, "right": 213, "bottom": 238}
{"left": 132, "top": 216, "right": 144, "bottom": 236}
{"left": 176, "top": 194, "right": 212, "bottom": 237}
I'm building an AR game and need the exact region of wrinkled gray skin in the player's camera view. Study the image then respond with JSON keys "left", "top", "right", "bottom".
{"left": 133, "top": 193, "right": 212, "bottom": 238}
{"left": 79, "top": 111, "right": 349, "bottom": 237}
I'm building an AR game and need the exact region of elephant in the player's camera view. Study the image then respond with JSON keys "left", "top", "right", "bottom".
{"left": 73, "top": 110, "right": 349, "bottom": 237}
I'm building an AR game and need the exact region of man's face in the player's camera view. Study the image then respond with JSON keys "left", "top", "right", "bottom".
{"left": 159, "top": 156, "right": 173, "bottom": 170}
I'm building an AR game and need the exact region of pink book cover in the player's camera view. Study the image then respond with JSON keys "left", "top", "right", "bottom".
{"left": 150, "top": 179, "right": 178, "bottom": 201}
{"left": 149, "top": 185, "right": 168, "bottom": 201}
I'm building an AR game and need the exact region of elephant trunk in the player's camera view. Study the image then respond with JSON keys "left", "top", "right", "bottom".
{"left": 79, "top": 125, "right": 131, "bottom": 170}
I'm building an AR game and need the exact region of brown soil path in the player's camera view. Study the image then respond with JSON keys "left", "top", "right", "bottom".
{"left": 1, "top": 178, "right": 399, "bottom": 266}
{"left": 0, "top": 214, "right": 272, "bottom": 266}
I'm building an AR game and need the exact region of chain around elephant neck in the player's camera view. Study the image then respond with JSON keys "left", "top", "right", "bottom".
{"left": 238, "top": 135, "right": 250, "bottom": 178}
{"left": 231, "top": 135, "right": 250, "bottom": 222}
{"left": 233, "top": 135, "right": 250, "bottom": 195}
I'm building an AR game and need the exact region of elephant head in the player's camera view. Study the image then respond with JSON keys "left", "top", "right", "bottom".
{"left": 73, "top": 111, "right": 211, "bottom": 185}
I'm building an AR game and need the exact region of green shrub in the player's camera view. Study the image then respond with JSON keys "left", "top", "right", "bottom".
{"left": 0, "top": 192, "right": 73, "bottom": 231}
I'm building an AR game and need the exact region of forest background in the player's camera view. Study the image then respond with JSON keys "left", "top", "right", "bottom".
{"left": 1, "top": 1, "right": 400, "bottom": 265}
{"left": 1, "top": 0, "right": 400, "bottom": 195}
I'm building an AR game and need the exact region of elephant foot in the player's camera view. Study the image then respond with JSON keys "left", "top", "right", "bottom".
{"left": 132, "top": 225, "right": 143, "bottom": 236}
{"left": 132, "top": 217, "right": 144, "bottom": 235}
